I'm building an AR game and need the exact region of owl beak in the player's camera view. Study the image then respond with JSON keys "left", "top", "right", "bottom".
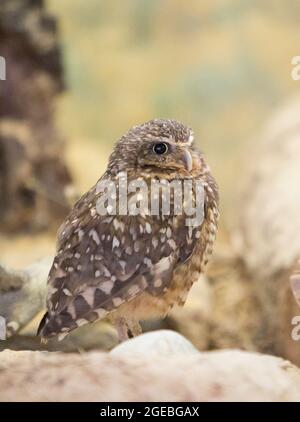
{"left": 181, "top": 149, "right": 193, "bottom": 172}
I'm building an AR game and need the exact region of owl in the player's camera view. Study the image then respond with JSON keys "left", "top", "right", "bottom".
{"left": 38, "top": 119, "right": 219, "bottom": 342}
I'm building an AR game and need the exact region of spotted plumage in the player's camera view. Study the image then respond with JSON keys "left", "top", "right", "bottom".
{"left": 38, "top": 119, "right": 219, "bottom": 341}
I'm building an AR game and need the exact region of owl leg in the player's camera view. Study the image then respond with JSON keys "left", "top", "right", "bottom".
{"left": 115, "top": 317, "right": 129, "bottom": 342}
{"left": 127, "top": 320, "right": 142, "bottom": 337}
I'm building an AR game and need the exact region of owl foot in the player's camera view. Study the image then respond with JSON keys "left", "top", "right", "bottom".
{"left": 115, "top": 318, "right": 142, "bottom": 342}
{"left": 127, "top": 320, "right": 142, "bottom": 337}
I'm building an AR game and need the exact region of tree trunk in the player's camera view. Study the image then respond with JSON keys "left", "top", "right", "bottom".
{"left": 0, "top": 0, "right": 73, "bottom": 232}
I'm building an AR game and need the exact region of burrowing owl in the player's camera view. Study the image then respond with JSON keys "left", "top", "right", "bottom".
{"left": 38, "top": 119, "right": 219, "bottom": 341}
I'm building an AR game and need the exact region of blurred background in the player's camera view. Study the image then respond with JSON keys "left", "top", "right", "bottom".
{"left": 49, "top": 0, "right": 300, "bottom": 212}
{"left": 1, "top": 0, "right": 300, "bottom": 266}
{"left": 1, "top": 0, "right": 300, "bottom": 363}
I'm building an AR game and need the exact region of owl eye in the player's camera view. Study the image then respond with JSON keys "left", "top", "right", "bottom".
{"left": 153, "top": 142, "right": 168, "bottom": 155}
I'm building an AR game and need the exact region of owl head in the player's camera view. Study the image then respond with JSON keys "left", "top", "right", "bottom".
{"left": 108, "top": 119, "right": 203, "bottom": 176}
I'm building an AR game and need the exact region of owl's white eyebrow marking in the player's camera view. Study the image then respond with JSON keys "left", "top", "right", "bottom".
{"left": 172, "top": 132, "right": 194, "bottom": 147}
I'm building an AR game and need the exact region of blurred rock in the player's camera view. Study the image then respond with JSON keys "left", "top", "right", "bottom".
{"left": 0, "top": 0, "right": 73, "bottom": 232}
{"left": 234, "top": 97, "right": 300, "bottom": 279}
{"left": 1, "top": 341, "right": 300, "bottom": 401}
{"left": 168, "top": 246, "right": 264, "bottom": 353}
{"left": 168, "top": 99, "right": 300, "bottom": 363}
{"left": 1, "top": 321, "right": 118, "bottom": 353}
{"left": 233, "top": 97, "right": 300, "bottom": 365}
{"left": 110, "top": 330, "right": 198, "bottom": 358}
{"left": 0, "top": 257, "right": 51, "bottom": 339}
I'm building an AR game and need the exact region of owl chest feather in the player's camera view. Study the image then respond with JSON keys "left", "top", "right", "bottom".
{"left": 111, "top": 200, "right": 218, "bottom": 323}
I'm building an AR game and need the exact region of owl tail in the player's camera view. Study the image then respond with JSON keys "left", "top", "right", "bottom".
{"left": 37, "top": 312, "right": 49, "bottom": 343}
{"left": 290, "top": 258, "right": 300, "bottom": 307}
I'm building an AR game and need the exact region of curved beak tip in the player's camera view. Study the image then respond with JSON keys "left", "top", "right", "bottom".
{"left": 182, "top": 150, "right": 193, "bottom": 172}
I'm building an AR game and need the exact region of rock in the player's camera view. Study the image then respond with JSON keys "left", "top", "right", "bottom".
{"left": 1, "top": 321, "right": 118, "bottom": 353}
{"left": 0, "top": 258, "right": 52, "bottom": 339}
{"left": 0, "top": 342, "right": 300, "bottom": 401}
{"left": 234, "top": 97, "right": 300, "bottom": 279}
{"left": 233, "top": 97, "right": 300, "bottom": 365}
{"left": 168, "top": 247, "right": 264, "bottom": 353}
{"left": 110, "top": 330, "right": 198, "bottom": 358}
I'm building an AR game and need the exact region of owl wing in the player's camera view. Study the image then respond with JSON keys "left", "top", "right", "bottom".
{"left": 38, "top": 185, "right": 202, "bottom": 338}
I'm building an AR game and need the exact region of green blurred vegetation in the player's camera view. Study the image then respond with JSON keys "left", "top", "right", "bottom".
{"left": 47, "top": 0, "right": 300, "bottom": 220}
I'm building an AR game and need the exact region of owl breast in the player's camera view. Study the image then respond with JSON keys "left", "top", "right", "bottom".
{"left": 110, "top": 189, "right": 218, "bottom": 323}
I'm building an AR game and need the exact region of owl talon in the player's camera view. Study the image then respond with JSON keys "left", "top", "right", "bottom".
{"left": 127, "top": 320, "right": 142, "bottom": 337}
